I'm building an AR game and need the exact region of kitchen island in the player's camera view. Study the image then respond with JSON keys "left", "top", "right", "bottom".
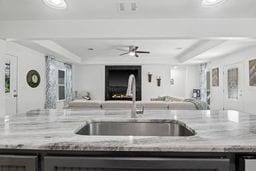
{"left": 0, "top": 109, "right": 256, "bottom": 171}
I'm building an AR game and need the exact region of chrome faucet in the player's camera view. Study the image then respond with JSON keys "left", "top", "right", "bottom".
{"left": 126, "top": 74, "right": 144, "bottom": 118}
{"left": 126, "top": 74, "right": 137, "bottom": 118}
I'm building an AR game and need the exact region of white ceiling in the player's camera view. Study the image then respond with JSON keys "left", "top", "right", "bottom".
{"left": 3, "top": 0, "right": 256, "bottom": 64}
{"left": 0, "top": 0, "right": 256, "bottom": 20}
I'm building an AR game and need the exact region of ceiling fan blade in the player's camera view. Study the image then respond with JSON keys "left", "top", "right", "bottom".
{"left": 120, "top": 52, "right": 129, "bottom": 56}
{"left": 116, "top": 48, "right": 127, "bottom": 52}
{"left": 136, "top": 51, "right": 150, "bottom": 54}
{"left": 134, "top": 46, "right": 139, "bottom": 51}
{"left": 135, "top": 53, "right": 139, "bottom": 57}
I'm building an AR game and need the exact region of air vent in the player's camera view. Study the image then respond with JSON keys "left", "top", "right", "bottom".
{"left": 118, "top": 1, "right": 137, "bottom": 12}
{"left": 119, "top": 2, "right": 125, "bottom": 11}
{"left": 131, "top": 2, "right": 137, "bottom": 11}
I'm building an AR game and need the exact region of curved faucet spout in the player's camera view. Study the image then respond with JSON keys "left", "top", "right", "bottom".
{"left": 126, "top": 74, "right": 137, "bottom": 118}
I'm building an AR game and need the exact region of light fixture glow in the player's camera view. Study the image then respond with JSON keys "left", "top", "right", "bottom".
{"left": 129, "top": 51, "right": 136, "bottom": 56}
{"left": 201, "top": 0, "right": 226, "bottom": 7}
{"left": 43, "top": 0, "right": 67, "bottom": 10}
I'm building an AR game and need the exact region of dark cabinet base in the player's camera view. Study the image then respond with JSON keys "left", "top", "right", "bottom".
{"left": 53, "top": 169, "right": 218, "bottom": 171}
{"left": 55, "top": 167, "right": 218, "bottom": 171}
{"left": 0, "top": 155, "right": 37, "bottom": 171}
{"left": 44, "top": 156, "right": 230, "bottom": 171}
{"left": 0, "top": 150, "right": 244, "bottom": 171}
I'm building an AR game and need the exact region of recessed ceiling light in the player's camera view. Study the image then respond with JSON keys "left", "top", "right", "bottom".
{"left": 201, "top": 0, "right": 226, "bottom": 7}
{"left": 43, "top": 0, "right": 67, "bottom": 10}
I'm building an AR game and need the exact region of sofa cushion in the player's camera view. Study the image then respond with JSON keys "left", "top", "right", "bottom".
{"left": 137, "top": 101, "right": 169, "bottom": 110}
{"left": 151, "top": 96, "right": 185, "bottom": 102}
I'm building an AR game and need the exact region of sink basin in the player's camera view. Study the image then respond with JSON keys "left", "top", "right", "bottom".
{"left": 75, "top": 119, "right": 195, "bottom": 136}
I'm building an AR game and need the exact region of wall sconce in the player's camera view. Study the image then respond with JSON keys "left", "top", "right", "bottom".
{"left": 157, "top": 76, "right": 161, "bottom": 87}
{"left": 170, "top": 78, "right": 174, "bottom": 85}
{"left": 148, "top": 72, "right": 152, "bottom": 83}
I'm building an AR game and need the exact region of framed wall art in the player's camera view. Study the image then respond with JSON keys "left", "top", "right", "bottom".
{"left": 249, "top": 59, "right": 256, "bottom": 86}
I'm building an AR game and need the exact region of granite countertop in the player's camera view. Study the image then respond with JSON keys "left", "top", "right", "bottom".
{"left": 1, "top": 109, "right": 256, "bottom": 153}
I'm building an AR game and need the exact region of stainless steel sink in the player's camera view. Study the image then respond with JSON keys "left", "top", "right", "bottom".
{"left": 75, "top": 119, "right": 195, "bottom": 136}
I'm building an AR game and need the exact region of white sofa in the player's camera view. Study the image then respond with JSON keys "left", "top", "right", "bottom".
{"left": 136, "top": 101, "right": 169, "bottom": 110}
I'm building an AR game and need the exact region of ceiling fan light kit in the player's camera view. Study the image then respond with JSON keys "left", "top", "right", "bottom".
{"left": 129, "top": 51, "right": 136, "bottom": 57}
{"left": 118, "top": 46, "right": 150, "bottom": 57}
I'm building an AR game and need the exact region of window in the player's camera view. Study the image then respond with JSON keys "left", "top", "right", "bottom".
{"left": 58, "top": 70, "right": 65, "bottom": 100}
{"left": 228, "top": 68, "right": 238, "bottom": 100}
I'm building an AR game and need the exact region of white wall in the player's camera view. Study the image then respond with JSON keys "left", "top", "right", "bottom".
{"left": 208, "top": 47, "right": 256, "bottom": 114}
{"left": 73, "top": 65, "right": 105, "bottom": 100}
{"left": 73, "top": 64, "right": 200, "bottom": 101}
{"left": 185, "top": 65, "right": 201, "bottom": 98}
{"left": 142, "top": 65, "right": 200, "bottom": 100}
{"left": 0, "top": 40, "right": 6, "bottom": 117}
{"left": 5, "top": 42, "right": 46, "bottom": 114}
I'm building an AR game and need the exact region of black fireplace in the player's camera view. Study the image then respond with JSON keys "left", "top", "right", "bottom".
{"left": 105, "top": 66, "right": 142, "bottom": 101}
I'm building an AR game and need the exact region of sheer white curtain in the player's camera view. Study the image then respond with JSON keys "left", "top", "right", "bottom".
{"left": 65, "top": 63, "right": 72, "bottom": 103}
{"left": 45, "top": 56, "right": 58, "bottom": 109}
{"left": 200, "top": 63, "right": 207, "bottom": 102}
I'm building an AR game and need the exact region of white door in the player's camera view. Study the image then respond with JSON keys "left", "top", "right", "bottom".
{"left": 223, "top": 63, "right": 244, "bottom": 111}
{"left": 4, "top": 54, "right": 18, "bottom": 115}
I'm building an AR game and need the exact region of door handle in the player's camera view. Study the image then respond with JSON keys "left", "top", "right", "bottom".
{"left": 13, "top": 94, "right": 18, "bottom": 97}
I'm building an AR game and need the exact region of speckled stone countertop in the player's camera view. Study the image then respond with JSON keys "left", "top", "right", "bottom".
{"left": 1, "top": 109, "right": 256, "bottom": 153}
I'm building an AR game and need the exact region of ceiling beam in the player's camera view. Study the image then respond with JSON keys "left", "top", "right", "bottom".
{"left": 9, "top": 39, "right": 82, "bottom": 64}
{"left": 207, "top": 43, "right": 256, "bottom": 63}
{"left": 177, "top": 40, "right": 225, "bottom": 63}
{"left": 31, "top": 40, "right": 82, "bottom": 64}
{"left": 1, "top": 19, "right": 256, "bottom": 39}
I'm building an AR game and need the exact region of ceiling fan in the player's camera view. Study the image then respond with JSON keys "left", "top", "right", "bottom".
{"left": 118, "top": 46, "right": 150, "bottom": 57}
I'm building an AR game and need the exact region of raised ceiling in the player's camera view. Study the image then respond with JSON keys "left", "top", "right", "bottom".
{"left": 0, "top": 0, "right": 256, "bottom": 20}
{"left": 53, "top": 38, "right": 198, "bottom": 61}
{"left": 14, "top": 38, "right": 256, "bottom": 65}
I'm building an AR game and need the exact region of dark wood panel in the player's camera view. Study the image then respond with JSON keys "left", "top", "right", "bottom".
{"left": 0, "top": 166, "right": 25, "bottom": 171}
{"left": 44, "top": 156, "right": 229, "bottom": 171}
{"left": 55, "top": 168, "right": 215, "bottom": 171}
{"left": 0, "top": 155, "right": 37, "bottom": 171}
